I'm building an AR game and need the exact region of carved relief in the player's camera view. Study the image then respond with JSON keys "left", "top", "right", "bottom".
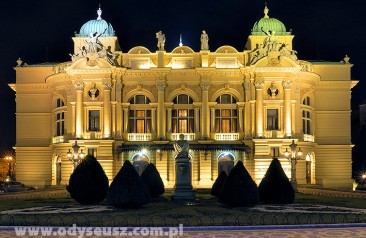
{"left": 156, "top": 82, "right": 167, "bottom": 92}
{"left": 103, "top": 81, "right": 113, "bottom": 90}
{"left": 200, "top": 82, "right": 211, "bottom": 91}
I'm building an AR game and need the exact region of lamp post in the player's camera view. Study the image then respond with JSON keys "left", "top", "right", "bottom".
{"left": 4, "top": 156, "right": 13, "bottom": 181}
{"left": 284, "top": 140, "right": 302, "bottom": 191}
{"left": 67, "top": 141, "right": 85, "bottom": 171}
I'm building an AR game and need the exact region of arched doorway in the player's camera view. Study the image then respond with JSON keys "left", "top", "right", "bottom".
{"left": 217, "top": 152, "right": 235, "bottom": 175}
{"left": 132, "top": 153, "right": 149, "bottom": 176}
{"left": 305, "top": 153, "right": 315, "bottom": 184}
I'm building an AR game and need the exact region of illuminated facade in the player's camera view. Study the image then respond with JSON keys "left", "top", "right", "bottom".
{"left": 10, "top": 7, "right": 357, "bottom": 189}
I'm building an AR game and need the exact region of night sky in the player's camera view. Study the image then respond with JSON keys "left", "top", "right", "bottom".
{"left": 0, "top": 0, "right": 365, "bottom": 153}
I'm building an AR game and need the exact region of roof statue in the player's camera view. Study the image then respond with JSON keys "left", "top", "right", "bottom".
{"left": 200, "top": 30, "right": 209, "bottom": 50}
{"left": 156, "top": 31, "right": 166, "bottom": 51}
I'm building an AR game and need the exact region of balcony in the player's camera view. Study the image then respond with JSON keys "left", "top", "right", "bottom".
{"left": 52, "top": 136, "right": 64, "bottom": 144}
{"left": 128, "top": 133, "right": 152, "bottom": 141}
{"left": 303, "top": 134, "right": 315, "bottom": 142}
{"left": 214, "top": 133, "right": 239, "bottom": 141}
{"left": 170, "top": 133, "right": 195, "bottom": 141}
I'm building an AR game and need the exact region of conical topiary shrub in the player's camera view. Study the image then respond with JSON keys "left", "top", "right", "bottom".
{"left": 219, "top": 161, "right": 259, "bottom": 207}
{"left": 211, "top": 171, "right": 228, "bottom": 197}
{"left": 107, "top": 160, "right": 150, "bottom": 208}
{"left": 258, "top": 158, "right": 295, "bottom": 204}
{"left": 141, "top": 163, "right": 165, "bottom": 198}
{"left": 66, "top": 155, "right": 109, "bottom": 204}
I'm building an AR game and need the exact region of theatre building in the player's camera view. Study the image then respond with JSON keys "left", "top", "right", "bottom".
{"left": 10, "top": 6, "right": 357, "bottom": 189}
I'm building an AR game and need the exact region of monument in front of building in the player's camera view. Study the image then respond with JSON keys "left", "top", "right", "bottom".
{"left": 171, "top": 134, "right": 196, "bottom": 202}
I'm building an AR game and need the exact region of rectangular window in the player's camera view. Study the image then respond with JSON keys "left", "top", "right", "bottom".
{"left": 267, "top": 109, "right": 278, "bottom": 130}
{"left": 88, "top": 148, "right": 97, "bottom": 157}
{"left": 89, "top": 110, "right": 100, "bottom": 131}
{"left": 56, "top": 112, "right": 64, "bottom": 136}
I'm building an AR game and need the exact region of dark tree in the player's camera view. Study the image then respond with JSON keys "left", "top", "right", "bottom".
{"left": 211, "top": 171, "right": 227, "bottom": 197}
{"left": 66, "top": 155, "right": 109, "bottom": 204}
{"left": 107, "top": 160, "right": 150, "bottom": 208}
{"left": 258, "top": 158, "right": 295, "bottom": 204}
{"left": 219, "top": 161, "right": 259, "bottom": 207}
{"left": 140, "top": 163, "right": 165, "bottom": 198}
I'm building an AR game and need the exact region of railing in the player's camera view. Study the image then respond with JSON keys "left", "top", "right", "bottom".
{"left": 264, "top": 131, "right": 284, "bottom": 139}
{"left": 303, "top": 134, "right": 315, "bottom": 142}
{"left": 52, "top": 136, "right": 64, "bottom": 144}
{"left": 84, "top": 132, "right": 103, "bottom": 139}
{"left": 170, "top": 133, "right": 195, "bottom": 141}
{"left": 127, "top": 133, "right": 152, "bottom": 141}
{"left": 214, "top": 133, "right": 239, "bottom": 141}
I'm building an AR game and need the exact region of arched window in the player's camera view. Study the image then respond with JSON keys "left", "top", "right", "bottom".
{"left": 54, "top": 98, "right": 65, "bottom": 137}
{"left": 215, "top": 94, "right": 237, "bottom": 133}
{"left": 172, "top": 94, "right": 194, "bottom": 133}
{"left": 302, "top": 97, "right": 311, "bottom": 135}
{"left": 132, "top": 153, "right": 149, "bottom": 175}
{"left": 218, "top": 152, "right": 235, "bottom": 175}
{"left": 129, "top": 95, "right": 151, "bottom": 133}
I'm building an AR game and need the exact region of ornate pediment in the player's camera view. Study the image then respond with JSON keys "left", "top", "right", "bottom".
{"left": 65, "top": 57, "right": 114, "bottom": 75}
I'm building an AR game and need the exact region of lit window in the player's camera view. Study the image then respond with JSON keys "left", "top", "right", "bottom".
{"left": 302, "top": 97, "right": 312, "bottom": 135}
{"left": 172, "top": 94, "right": 195, "bottom": 133}
{"left": 215, "top": 94, "right": 238, "bottom": 133}
{"left": 54, "top": 98, "right": 65, "bottom": 137}
{"left": 89, "top": 110, "right": 100, "bottom": 131}
{"left": 267, "top": 109, "right": 279, "bottom": 130}
{"left": 129, "top": 95, "right": 152, "bottom": 133}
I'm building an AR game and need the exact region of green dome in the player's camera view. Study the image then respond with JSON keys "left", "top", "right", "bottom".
{"left": 78, "top": 7, "right": 115, "bottom": 37}
{"left": 251, "top": 6, "right": 290, "bottom": 36}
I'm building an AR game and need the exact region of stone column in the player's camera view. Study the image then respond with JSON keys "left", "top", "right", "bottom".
{"left": 194, "top": 107, "right": 200, "bottom": 134}
{"left": 238, "top": 104, "right": 244, "bottom": 133}
{"left": 123, "top": 106, "right": 129, "bottom": 134}
{"left": 156, "top": 82, "right": 166, "bottom": 140}
{"left": 166, "top": 106, "right": 172, "bottom": 134}
{"left": 282, "top": 80, "right": 293, "bottom": 137}
{"left": 210, "top": 107, "right": 215, "bottom": 133}
{"left": 201, "top": 82, "right": 210, "bottom": 139}
{"left": 116, "top": 83, "right": 123, "bottom": 138}
{"left": 254, "top": 80, "right": 264, "bottom": 137}
{"left": 103, "top": 81, "right": 112, "bottom": 138}
{"left": 74, "top": 82, "right": 85, "bottom": 138}
{"left": 150, "top": 105, "right": 157, "bottom": 136}
{"left": 111, "top": 102, "right": 117, "bottom": 138}
{"left": 250, "top": 100, "right": 255, "bottom": 137}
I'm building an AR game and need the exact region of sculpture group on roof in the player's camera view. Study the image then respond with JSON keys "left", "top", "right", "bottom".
{"left": 248, "top": 30, "right": 297, "bottom": 65}
{"left": 70, "top": 29, "right": 119, "bottom": 66}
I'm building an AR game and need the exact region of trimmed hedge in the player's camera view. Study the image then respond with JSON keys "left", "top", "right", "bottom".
{"left": 258, "top": 158, "right": 295, "bottom": 204}
{"left": 141, "top": 163, "right": 165, "bottom": 198}
{"left": 211, "top": 171, "right": 227, "bottom": 197}
{"left": 219, "top": 161, "right": 259, "bottom": 207}
{"left": 66, "top": 155, "right": 109, "bottom": 204}
{"left": 107, "top": 160, "right": 150, "bottom": 208}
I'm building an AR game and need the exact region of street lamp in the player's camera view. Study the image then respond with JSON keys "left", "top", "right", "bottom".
{"left": 4, "top": 156, "right": 13, "bottom": 181}
{"left": 67, "top": 141, "right": 85, "bottom": 170}
{"left": 284, "top": 140, "right": 302, "bottom": 191}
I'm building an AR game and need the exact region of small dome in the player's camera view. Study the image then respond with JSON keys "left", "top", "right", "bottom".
{"left": 79, "top": 7, "right": 115, "bottom": 37}
{"left": 251, "top": 6, "right": 290, "bottom": 36}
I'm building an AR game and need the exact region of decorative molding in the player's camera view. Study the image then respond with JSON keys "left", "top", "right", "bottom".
{"left": 254, "top": 80, "right": 264, "bottom": 89}
{"left": 74, "top": 82, "right": 85, "bottom": 91}
{"left": 156, "top": 82, "right": 167, "bottom": 92}
{"left": 200, "top": 82, "right": 211, "bottom": 91}
{"left": 102, "top": 81, "right": 113, "bottom": 90}
{"left": 282, "top": 80, "right": 293, "bottom": 89}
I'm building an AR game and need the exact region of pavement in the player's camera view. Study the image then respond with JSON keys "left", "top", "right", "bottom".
{"left": 1, "top": 187, "right": 366, "bottom": 237}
